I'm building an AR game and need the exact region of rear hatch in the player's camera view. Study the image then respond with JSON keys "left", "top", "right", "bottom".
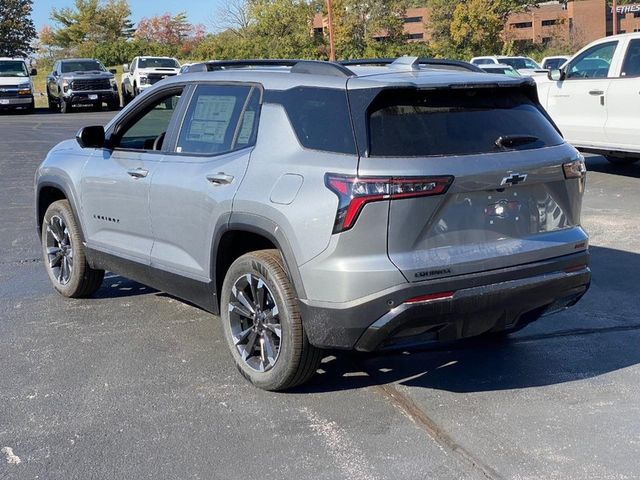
{"left": 348, "top": 78, "right": 587, "bottom": 282}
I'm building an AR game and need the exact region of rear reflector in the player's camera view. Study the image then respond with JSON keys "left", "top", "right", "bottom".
{"left": 405, "top": 291, "right": 455, "bottom": 304}
{"left": 325, "top": 173, "right": 454, "bottom": 233}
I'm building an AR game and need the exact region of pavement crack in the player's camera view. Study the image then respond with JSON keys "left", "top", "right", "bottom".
{"left": 370, "top": 382, "right": 504, "bottom": 480}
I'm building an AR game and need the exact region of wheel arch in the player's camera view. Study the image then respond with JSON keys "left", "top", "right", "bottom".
{"left": 36, "top": 179, "right": 86, "bottom": 243}
{"left": 212, "top": 214, "right": 306, "bottom": 312}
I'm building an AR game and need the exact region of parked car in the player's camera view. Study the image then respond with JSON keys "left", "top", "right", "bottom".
{"left": 121, "top": 56, "right": 180, "bottom": 105}
{"left": 35, "top": 57, "right": 591, "bottom": 391}
{"left": 537, "top": 33, "right": 640, "bottom": 164}
{"left": 178, "top": 63, "right": 194, "bottom": 75}
{"left": 471, "top": 56, "right": 548, "bottom": 76}
{"left": 478, "top": 63, "right": 522, "bottom": 77}
{"left": 541, "top": 56, "right": 570, "bottom": 70}
{"left": 46, "top": 58, "right": 119, "bottom": 113}
{"left": 0, "top": 57, "right": 36, "bottom": 112}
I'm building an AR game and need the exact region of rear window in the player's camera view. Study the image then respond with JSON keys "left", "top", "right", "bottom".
{"left": 367, "top": 88, "right": 563, "bottom": 157}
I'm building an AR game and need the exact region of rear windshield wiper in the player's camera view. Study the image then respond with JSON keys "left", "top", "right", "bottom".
{"left": 495, "top": 135, "right": 539, "bottom": 149}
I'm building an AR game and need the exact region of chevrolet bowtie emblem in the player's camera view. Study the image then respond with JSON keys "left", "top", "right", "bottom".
{"left": 500, "top": 173, "right": 528, "bottom": 186}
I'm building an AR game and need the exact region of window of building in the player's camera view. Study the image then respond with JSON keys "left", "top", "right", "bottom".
{"left": 512, "top": 21, "right": 533, "bottom": 29}
{"left": 542, "top": 19, "right": 559, "bottom": 26}
{"left": 404, "top": 16, "right": 422, "bottom": 23}
{"left": 407, "top": 33, "right": 424, "bottom": 40}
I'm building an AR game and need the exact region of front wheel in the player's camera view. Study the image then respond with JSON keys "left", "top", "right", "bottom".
{"left": 42, "top": 200, "right": 104, "bottom": 298}
{"left": 221, "top": 250, "right": 322, "bottom": 391}
{"left": 60, "top": 98, "right": 72, "bottom": 114}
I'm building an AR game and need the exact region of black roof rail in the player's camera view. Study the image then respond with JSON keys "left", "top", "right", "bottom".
{"left": 187, "top": 59, "right": 355, "bottom": 78}
{"left": 339, "top": 57, "right": 483, "bottom": 73}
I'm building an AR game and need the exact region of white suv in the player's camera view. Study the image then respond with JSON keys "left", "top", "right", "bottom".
{"left": 536, "top": 33, "right": 640, "bottom": 164}
{"left": 121, "top": 56, "right": 180, "bottom": 105}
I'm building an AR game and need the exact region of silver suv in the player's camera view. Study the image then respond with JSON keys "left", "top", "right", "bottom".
{"left": 35, "top": 57, "right": 591, "bottom": 391}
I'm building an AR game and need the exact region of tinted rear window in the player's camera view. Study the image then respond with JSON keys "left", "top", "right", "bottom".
{"left": 368, "top": 88, "right": 563, "bottom": 157}
{"left": 266, "top": 87, "right": 356, "bottom": 154}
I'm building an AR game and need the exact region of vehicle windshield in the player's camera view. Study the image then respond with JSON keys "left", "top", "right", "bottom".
{"left": 500, "top": 58, "right": 540, "bottom": 70}
{"left": 0, "top": 60, "right": 29, "bottom": 77}
{"left": 482, "top": 66, "right": 521, "bottom": 77}
{"left": 139, "top": 58, "right": 179, "bottom": 69}
{"left": 367, "top": 88, "right": 563, "bottom": 157}
{"left": 61, "top": 60, "right": 106, "bottom": 73}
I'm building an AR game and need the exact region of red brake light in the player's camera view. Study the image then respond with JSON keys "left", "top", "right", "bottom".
{"left": 325, "top": 174, "right": 453, "bottom": 233}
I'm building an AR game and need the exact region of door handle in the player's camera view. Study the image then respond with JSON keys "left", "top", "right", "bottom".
{"left": 127, "top": 167, "right": 149, "bottom": 178}
{"left": 589, "top": 90, "right": 604, "bottom": 96}
{"left": 206, "top": 173, "right": 234, "bottom": 185}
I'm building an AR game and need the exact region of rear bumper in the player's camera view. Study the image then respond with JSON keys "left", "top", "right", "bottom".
{"left": 299, "top": 251, "right": 590, "bottom": 351}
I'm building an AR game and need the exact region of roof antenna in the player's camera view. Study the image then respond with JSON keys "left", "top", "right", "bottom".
{"left": 389, "top": 56, "right": 420, "bottom": 71}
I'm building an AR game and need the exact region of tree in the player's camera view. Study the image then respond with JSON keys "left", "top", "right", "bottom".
{"left": 331, "top": 0, "right": 409, "bottom": 59}
{"left": 48, "top": 0, "right": 133, "bottom": 47}
{"left": 0, "top": 0, "right": 37, "bottom": 57}
{"left": 211, "top": 0, "right": 251, "bottom": 37}
{"left": 429, "top": 0, "right": 545, "bottom": 58}
{"left": 247, "top": 0, "right": 321, "bottom": 58}
{"left": 135, "top": 12, "right": 204, "bottom": 46}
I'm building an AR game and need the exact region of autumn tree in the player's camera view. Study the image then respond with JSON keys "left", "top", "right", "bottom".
{"left": 135, "top": 12, "right": 205, "bottom": 46}
{"left": 0, "top": 0, "right": 37, "bottom": 57}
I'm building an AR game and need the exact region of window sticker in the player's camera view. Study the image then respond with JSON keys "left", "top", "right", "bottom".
{"left": 186, "top": 95, "right": 237, "bottom": 144}
{"left": 236, "top": 111, "right": 255, "bottom": 144}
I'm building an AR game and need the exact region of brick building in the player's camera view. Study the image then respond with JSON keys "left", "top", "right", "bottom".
{"left": 313, "top": 0, "right": 640, "bottom": 49}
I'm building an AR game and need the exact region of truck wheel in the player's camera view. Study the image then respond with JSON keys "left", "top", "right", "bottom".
{"left": 42, "top": 200, "right": 105, "bottom": 298}
{"left": 47, "top": 94, "right": 57, "bottom": 111}
{"left": 221, "top": 250, "right": 322, "bottom": 391}
{"left": 606, "top": 155, "right": 638, "bottom": 165}
{"left": 121, "top": 85, "right": 129, "bottom": 106}
{"left": 108, "top": 98, "right": 120, "bottom": 111}
{"left": 60, "top": 98, "right": 72, "bottom": 114}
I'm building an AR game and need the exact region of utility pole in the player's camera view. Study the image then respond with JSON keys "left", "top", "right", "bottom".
{"left": 326, "top": 0, "right": 336, "bottom": 61}
{"left": 612, "top": 0, "right": 618, "bottom": 35}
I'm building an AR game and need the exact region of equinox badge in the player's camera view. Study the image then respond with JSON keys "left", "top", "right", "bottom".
{"left": 501, "top": 173, "right": 528, "bottom": 186}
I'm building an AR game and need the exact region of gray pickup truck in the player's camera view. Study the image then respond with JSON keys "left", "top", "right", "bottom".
{"left": 46, "top": 58, "right": 120, "bottom": 113}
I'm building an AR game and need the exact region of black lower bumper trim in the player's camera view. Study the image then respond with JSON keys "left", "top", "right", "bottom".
{"left": 299, "top": 251, "right": 591, "bottom": 350}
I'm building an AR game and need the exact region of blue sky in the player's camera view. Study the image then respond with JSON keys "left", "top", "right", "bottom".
{"left": 32, "top": 0, "right": 225, "bottom": 30}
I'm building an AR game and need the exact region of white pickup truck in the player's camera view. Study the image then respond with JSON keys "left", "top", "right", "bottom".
{"left": 121, "top": 56, "right": 180, "bottom": 105}
{"left": 536, "top": 33, "right": 640, "bottom": 164}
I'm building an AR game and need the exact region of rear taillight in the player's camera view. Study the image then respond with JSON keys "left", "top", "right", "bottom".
{"left": 563, "top": 155, "right": 587, "bottom": 179}
{"left": 325, "top": 173, "right": 453, "bottom": 233}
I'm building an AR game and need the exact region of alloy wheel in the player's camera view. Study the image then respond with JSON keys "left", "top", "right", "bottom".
{"left": 228, "top": 274, "right": 282, "bottom": 372}
{"left": 45, "top": 215, "right": 73, "bottom": 285}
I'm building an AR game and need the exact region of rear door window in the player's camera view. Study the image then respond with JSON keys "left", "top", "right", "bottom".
{"left": 176, "top": 84, "right": 259, "bottom": 155}
{"left": 367, "top": 88, "right": 563, "bottom": 157}
{"left": 621, "top": 39, "right": 640, "bottom": 77}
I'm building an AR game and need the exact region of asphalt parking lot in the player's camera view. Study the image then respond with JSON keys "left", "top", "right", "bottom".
{"left": 1, "top": 109, "right": 639, "bottom": 480}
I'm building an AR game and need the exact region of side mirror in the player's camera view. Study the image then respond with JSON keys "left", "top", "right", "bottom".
{"left": 548, "top": 68, "right": 565, "bottom": 81}
{"left": 122, "top": 64, "right": 129, "bottom": 73}
{"left": 30, "top": 68, "right": 37, "bottom": 76}
{"left": 109, "top": 68, "right": 117, "bottom": 74}
{"left": 76, "top": 126, "right": 105, "bottom": 149}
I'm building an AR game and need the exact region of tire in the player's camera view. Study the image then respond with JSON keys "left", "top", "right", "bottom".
{"left": 108, "top": 98, "right": 120, "bottom": 111}
{"left": 121, "top": 85, "right": 130, "bottom": 106}
{"left": 47, "top": 91, "right": 58, "bottom": 111}
{"left": 606, "top": 155, "right": 638, "bottom": 165}
{"left": 42, "top": 200, "right": 104, "bottom": 298}
{"left": 220, "top": 250, "right": 322, "bottom": 391}
{"left": 60, "top": 98, "right": 72, "bottom": 114}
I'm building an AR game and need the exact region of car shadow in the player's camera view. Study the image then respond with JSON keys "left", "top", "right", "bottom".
{"left": 294, "top": 244, "right": 640, "bottom": 394}
{"left": 585, "top": 154, "right": 640, "bottom": 179}
{"left": 91, "top": 273, "right": 157, "bottom": 299}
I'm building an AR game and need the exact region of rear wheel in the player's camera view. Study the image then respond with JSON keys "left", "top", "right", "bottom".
{"left": 606, "top": 155, "right": 638, "bottom": 165}
{"left": 42, "top": 200, "right": 104, "bottom": 298}
{"left": 221, "top": 250, "right": 321, "bottom": 391}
